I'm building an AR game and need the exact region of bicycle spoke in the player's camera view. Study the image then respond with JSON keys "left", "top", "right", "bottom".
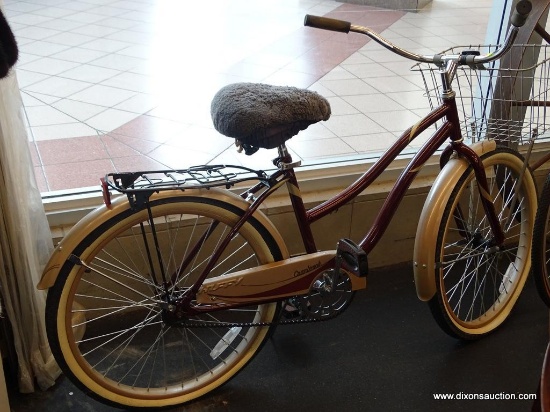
{"left": 432, "top": 149, "right": 535, "bottom": 338}
{"left": 48, "top": 197, "right": 281, "bottom": 407}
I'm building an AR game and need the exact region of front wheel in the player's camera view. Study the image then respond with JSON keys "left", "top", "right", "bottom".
{"left": 429, "top": 147, "right": 537, "bottom": 339}
{"left": 45, "top": 195, "right": 285, "bottom": 409}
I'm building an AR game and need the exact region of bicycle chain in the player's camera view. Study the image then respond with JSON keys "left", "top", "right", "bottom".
{"left": 179, "top": 310, "right": 341, "bottom": 328}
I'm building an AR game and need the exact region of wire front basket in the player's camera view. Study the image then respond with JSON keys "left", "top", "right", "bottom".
{"left": 412, "top": 44, "right": 550, "bottom": 147}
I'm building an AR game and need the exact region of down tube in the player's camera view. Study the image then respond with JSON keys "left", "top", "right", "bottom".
{"left": 359, "top": 121, "right": 453, "bottom": 254}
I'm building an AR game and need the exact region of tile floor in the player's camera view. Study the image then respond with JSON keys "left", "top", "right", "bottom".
{"left": 2, "top": 0, "right": 497, "bottom": 193}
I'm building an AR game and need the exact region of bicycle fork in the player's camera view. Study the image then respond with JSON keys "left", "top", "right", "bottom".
{"left": 441, "top": 141, "right": 509, "bottom": 248}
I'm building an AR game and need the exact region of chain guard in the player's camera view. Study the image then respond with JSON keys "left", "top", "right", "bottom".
{"left": 179, "top": 269, "right": 354, "bottom": 328}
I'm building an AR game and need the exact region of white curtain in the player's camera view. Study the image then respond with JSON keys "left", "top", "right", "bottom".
{"left": 0, "top": 48, "right": 60, "bottom": 391}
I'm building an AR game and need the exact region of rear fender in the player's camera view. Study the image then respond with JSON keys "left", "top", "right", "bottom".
{"left": 38, "top": 188, "right": 288, "bottom": 289}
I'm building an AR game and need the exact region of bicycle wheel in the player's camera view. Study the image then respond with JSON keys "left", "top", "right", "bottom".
{"left": 532, "top": 173, "right": 550, "bottom": 307}
{"left": 429, "top": 147, "right": 536, "bottom": 339}
{"left": 46, "top": 194, "right": 285, "bottom": 409}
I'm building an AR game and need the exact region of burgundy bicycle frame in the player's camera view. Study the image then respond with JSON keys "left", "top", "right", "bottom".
{"left": 291, "top": 94, "right": 505, "bottom": 254}
{"left": 178, "top": 92, "right": 506, "bottom": 314}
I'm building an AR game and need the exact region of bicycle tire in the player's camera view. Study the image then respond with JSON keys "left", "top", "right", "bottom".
{"left": 46, "top": 194, "right": 285, "bottom": 409}
{"left": 532, "top": 173, "right": 550, "bottom": 307}
{"left": 428, "top": 147, "right": 536, "bottom": 339}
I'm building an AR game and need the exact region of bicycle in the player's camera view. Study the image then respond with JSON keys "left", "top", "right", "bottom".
{"left": 532, "top": 160, "right": 550, "bottom": 309}
{"left": 514, "top": 1, "right": 550, "bottom": 309}
{"left": 36, "top": 1, "right": 538, "bottom": 409}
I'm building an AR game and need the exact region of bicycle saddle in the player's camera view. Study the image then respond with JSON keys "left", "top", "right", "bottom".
{"left": 211, "top": 82, "right": 331, "bottom": 155}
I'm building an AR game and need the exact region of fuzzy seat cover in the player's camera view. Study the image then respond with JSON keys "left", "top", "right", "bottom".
{"left": 211, "top": 83, "right": 331, "bottom": 152}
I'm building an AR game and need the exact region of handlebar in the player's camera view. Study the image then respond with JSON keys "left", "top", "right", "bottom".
{"left": 304, "top": 0, "right": 532, "bottom": 67}
{"left": 511, "top": 0, "right": 532, "bottom": 27}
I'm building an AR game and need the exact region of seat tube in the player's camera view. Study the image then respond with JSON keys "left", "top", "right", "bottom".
{"left": 286, "top": 170, "right": 317, "bottom": 253}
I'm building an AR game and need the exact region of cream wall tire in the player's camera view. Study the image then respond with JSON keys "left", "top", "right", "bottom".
{"left": 425, "top": 148, "right": 536, "bottom": 339}
{"left": 46, "top": 196, "right": 285, "bottom": 409}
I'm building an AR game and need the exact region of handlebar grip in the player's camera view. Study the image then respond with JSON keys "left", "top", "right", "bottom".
{"left": 510, "top": 0, "right": 532, "bottom": 27}
{"left": 304, "top": 14, "right": 351, "bottom": 33}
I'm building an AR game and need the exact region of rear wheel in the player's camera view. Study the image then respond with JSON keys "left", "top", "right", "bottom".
{"left": 429, "top": 148, "right": 536, "bottom": 339}
{"left": 46, "top": 195, "right": 284, "bottom": 409}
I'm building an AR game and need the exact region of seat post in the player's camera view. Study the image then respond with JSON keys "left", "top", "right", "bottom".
{"left": 277, "top": 144, "right": 290, "bottom": 160}
{"left": 275, "top": 144, "right": 301, "bottom": 170}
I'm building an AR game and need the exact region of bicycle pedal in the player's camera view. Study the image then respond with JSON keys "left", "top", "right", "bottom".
{"left": 336, "top": 238, "right": 368, "bottom": 277}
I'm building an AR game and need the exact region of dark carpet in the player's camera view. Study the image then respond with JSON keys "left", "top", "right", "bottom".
{"left": 8, "top": 264, "right": 549, "bottom": 412}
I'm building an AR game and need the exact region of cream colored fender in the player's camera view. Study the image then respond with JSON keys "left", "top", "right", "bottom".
{"left": 413, "top": 140, "right": 496, "bottom": 301}
{"left": 37, "top": 188, "right": 289, "bottom": 290}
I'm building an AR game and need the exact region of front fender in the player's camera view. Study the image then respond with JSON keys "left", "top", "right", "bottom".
{"left": 413, "top": 140, "right": 496, "bottom": 301}
{"left": 38, "top": 188, "right": 288, "bottom": 290}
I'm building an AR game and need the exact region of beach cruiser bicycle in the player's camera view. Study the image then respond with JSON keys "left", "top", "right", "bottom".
{"left": 37, "top": 2, "right": 538, "bottom": 409}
